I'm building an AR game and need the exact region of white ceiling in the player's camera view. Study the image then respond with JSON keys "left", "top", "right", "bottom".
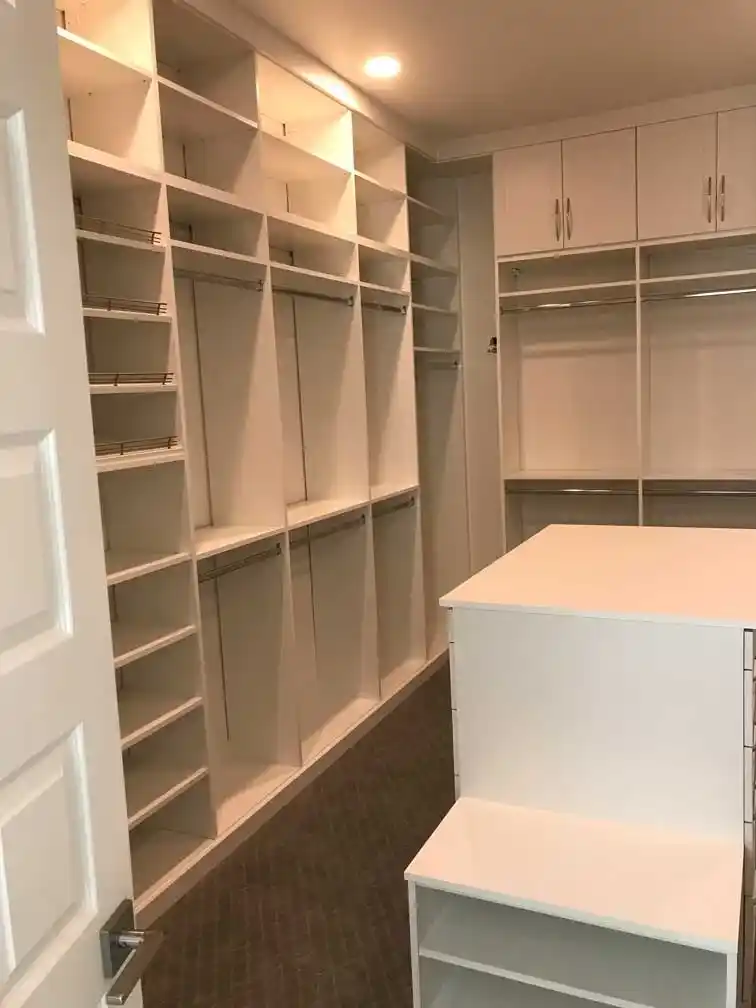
{"left": 241, "top": 0, "right": 756, "bottom": 141}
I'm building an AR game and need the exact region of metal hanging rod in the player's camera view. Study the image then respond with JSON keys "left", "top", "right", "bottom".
{"left": 500, "top": 285, "right": 756, "bottom": 315}
{"left": 506, "top": 486, "right": 637, "bottom": 497}
{"left": 83, "top": 293, "right": 168, "bottom": 315}
{"left": 362, "top": 301, "right": 408, "bottom": 315}
{"left": 89, "top": 371, "right": 175, "bottom": 386}
{"left": 374, "top": 495, "right": 416, "bottom": 518}
{"left": 174, "top": 269, "right": 264, "bottom": 292}
{"left": 290, "top": 512, "right": 366, "bottom": 548}
{"left": 198, "top": 543, "right": 282, "bottom": 583}
{"left": 272, "top": 286, "right": 354, "bottom": 307}
{"left": 643, "top": 487, "right": 756, "bottom": 498}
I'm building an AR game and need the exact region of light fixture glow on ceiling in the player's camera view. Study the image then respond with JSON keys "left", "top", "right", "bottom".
{"left": 364, "top": 55, "right": 401, "bottom": 79}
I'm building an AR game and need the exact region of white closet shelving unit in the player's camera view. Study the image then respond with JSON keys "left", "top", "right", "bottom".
{"left": 489, "top": 112, "right": 756, "bottom": 549}
{"left": 54, "top": 0, "right": 473, "bottom": 921}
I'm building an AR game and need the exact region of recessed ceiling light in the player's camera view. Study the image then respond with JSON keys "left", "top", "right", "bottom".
{"left": 364, "top": 55, "right": 401, "bottom": 79}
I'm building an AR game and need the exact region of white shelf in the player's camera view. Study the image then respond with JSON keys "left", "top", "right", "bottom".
{"left": 215, "top": 761, "right": 298, "bottom": 835}
{"left": 194, "top": 524, "right": 284, "bottom": 560}
{"left": 414, "top": 347, "right": 460, "bottom": 357}
{"left": 126, "top": 763, "right": 209, "bottom": 829}
{"left": 83, "top": 307, "right": 172, "bottom": 323}
{"left": 57, "top": 28, "right": 150, "bottom": 97}
{"left": 170, "top": 240, "right": 266, "bottom": 283}
{"left": 105, "top": 549, "right": 189, "bottom": 586}
{"left": 301, "top": 696, "right": 377, "bottom": 763}
{"left": 408, "top": 195, "right": 451, "bottom": 225}
{"left": 259, "top": 131, "right": 350, "bottom": 183}
{"left": 355, "top": 171, "right": 406, "bottom": 205}
{"left": 158, "top": 76, "right": 258, "bottom": 140}
{"left": 370, "top": 481, "right": 419, "bottom": 504}
{"left": 286, "top": 497, "right": 368, "bottom": 531}
{"left": 381, "top": 657, "right": 424, "bottom": 701}
{"left": 410, "top": 252, "right": 458, "bottom": 277}
{"left": 423, "top": 962, "right": 612, "bottom": 1008}
{"left": 267, "top": 210, "right": 354, "bottom": 257}
{"left": 498, "top": 279, "right": 635, "bottom": 303}
{"left": 76, "top": 229, "right": 164, "bottom": 254}
{"left": 132, "top": 828, "right": 213, "bottom": 909}
{"left": 407, "top": 798, "right": 742, "bottom": 952}
{"left": 68, "top": 140, "right": 160, "bottom": 190}
{"left": 358, "top": 235, "right": 409, "bottom": 263}
{"left": 112, "top": 623, "right": 196, "bottom": 669}
{"left": 120, "top": 693, "right": 203, "bottom": 750}
{"left": 165, "top": 174, "right": 262, "bottom": 224}
{"left": 504, "top": 469, "right": 639, "bottom": 482}
{"left": 270, "top": 261, "right": 356, "bottom": 301}
{"left": 91, "top": 381, "right": 177, "bottom": 396}
{"left": 96, "top": 445, "right": 185, "bottom": 474}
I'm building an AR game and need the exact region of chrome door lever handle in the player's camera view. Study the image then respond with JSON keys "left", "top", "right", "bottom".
{"left": 101, "top": 900, "right": 164, "bottom": 1006}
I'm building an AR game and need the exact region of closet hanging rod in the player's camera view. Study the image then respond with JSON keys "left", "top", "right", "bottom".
{"left": 499, "top": 285, "right": 756, "bottom": 314}
{"left": 506, "top": 486, "right": 637, "bottom": 496}
{"left": 374, "top": 495, "right": 416, "bottom": 517}
{"left": 362, "top": 301, "right": 407, "bottom": 315}
{"left": 198, "top": 543, "right": 282, "bottom": 582}
{"left": 272, "top": 286, "right": 355, "bottom": 307}
{"left": 174, "top": 269, "right": 264, "bottom": 291}
{"left": 643, "top": 487, "right": 756, "bottom": 498}
{"left": 290, "top": 513, "right": 366, "bottom": 548}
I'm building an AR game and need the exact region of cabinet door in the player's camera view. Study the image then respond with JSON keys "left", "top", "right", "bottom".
{"left": 637, "top": 115, "right": 717, "bottom": 239}
{"left": 493, "top": 142, "right": 563, "bottom": 256}
{"left": 562, "top": 129, "right": 637, "bottom": 247}
{"left": 717, "top": 107, "right": 756, "bottom": 231}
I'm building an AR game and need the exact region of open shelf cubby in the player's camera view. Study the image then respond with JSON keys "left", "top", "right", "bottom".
{"left": 122, "top": 704, "right": 209, "bottom": 830}
{"left": 290, "top": 513, "right": 377, "bottom": 763}
{"left": 57, "top": 0, "right": 155, "bottom": 69}
{"left": 359, "top": 240, "right": 409, "bottom": 292}
{"left": 353, "top": 115, "right": 406, "bottom": 193}
{"left": 198, "top": 539, "right": 299, "bottom": 834}
{"left": 643, "top": 481, "right": 756, "bottom": 529}
{"left": 372, "top": 495, "right": 425, "bottom": 698}
{"left": 416, "top": 887, "right": 727, "bottom": 1008}
{"left": 176, "top": 274, "right": 285, "bottom": 558}
{"left": 84, "top": 314, "right": 173, "bottom": 389}
{"left": 99, "top": 460, "right": 190, "bottom": 585}
{"left": 91, "top": 387, "right": 180, "bottom": 460}
{"left": 275, "top": 290, "right": 369, "bottom": 526}
{"left": 152, "top": 0, "right": 257, "bottom": 122}
{"left": 117, "top": 634, "right": 203, "bottom": 750}
{"left": 109, "top": 560, "right": 195, "bottom": 669}
{"left": 129, "top": 781, "right": 214, "bottom": 906}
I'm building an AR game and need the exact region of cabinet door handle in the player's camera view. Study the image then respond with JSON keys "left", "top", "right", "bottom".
{"left": 554, "top": 198, "right": 561, "bottom": 242}
{"left": 706, "top": 175, "right": 713, "bottom": 224}
{"left": 720, "top": 174, "right": 726, "bottom": 223}
{"left": 566, "top": 197, "right": 573, "bottom": 241}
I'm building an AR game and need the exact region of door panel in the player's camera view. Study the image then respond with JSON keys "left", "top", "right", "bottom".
{"left": 563, "top": 129, "right": 637, "bottom": 247}
{"left": 493, "top": 142, "right": 563, "bottom": 257}
{"left": 717, "top": 107, "right": 756, "bottom": 232}
{"left": 637, "top": 115, "right": 717, "bottom": 240}
{"left": 0, "top": 2, "right": 133, "bottom": 1007}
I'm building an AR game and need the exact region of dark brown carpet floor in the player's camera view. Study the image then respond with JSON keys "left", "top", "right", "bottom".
{"left": 143, "top": 665, "right": 455, "bottom": 1008}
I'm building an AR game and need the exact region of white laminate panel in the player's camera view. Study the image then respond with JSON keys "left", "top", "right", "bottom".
{"left": 741, "top": 897, "right": 755, "bottom": 1005}
{"left": 448, "top": 642, "right": 457, "bottom": 711}
{"left": 452, "top": 607, "right": 744, "bottom": 838}
{"left": 744, "top": 821, "right": 754, "bottom": 898}
{"left": 745, "top": 748, "right": 754, "bottom": 824}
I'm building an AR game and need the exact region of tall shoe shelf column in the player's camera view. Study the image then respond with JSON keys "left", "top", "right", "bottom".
{"left": 407, "top": 150, "right": 470, "bottom": 657}
{"left": 56, "top": 0, "right": 216, "bottom": 911}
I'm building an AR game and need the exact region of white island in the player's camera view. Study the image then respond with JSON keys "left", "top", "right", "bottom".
{"left": 406, "top": 524, "right": 756, "bottom": 1008}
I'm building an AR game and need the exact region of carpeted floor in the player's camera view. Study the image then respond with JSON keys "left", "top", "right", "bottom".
{"left": 143, "top": 666, "right": 455, "bottom": 1008}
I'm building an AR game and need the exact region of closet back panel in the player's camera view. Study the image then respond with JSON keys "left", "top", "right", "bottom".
{"left": 503, "top": 305, "right": 637, "bottom": 474}
{"left": 505, "top": 488, "right": 640, "bottom": 548}
{"left": 644, "top": 295, "right": 756, "bottom": 476}
{"left": 61, "top": 0, "right": 156, "bottom": 66}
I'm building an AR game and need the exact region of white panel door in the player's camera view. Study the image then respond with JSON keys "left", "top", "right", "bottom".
{"left": 637, "top": 115, "right": 717, "bottom": 240}
{"left": 562, "top": 129, "right": 637, "bottom": 248}
{"left": 493, "top": 142, "right": 563, "bottom": 257}
{"left": 0, "top": 3, "right": 135, "bottom": 1008}
{"left": 717, "top": 107, "right": 756, "bottom": 232}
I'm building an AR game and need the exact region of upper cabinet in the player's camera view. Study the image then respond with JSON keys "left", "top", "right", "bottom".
{"left": 717, "top": 107, "right": 756, "bottom": 232}
{"left": 493, "top": 130, "right": 637, "bottom": 257}
{"left": 637, "top": 109, "right": 756, "bottom": 239}
{"left": 637, "top": 116, "right": 717, "bottom": 240}
{"left": 493, "top": 142, "right": 562, "bottom": 257}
